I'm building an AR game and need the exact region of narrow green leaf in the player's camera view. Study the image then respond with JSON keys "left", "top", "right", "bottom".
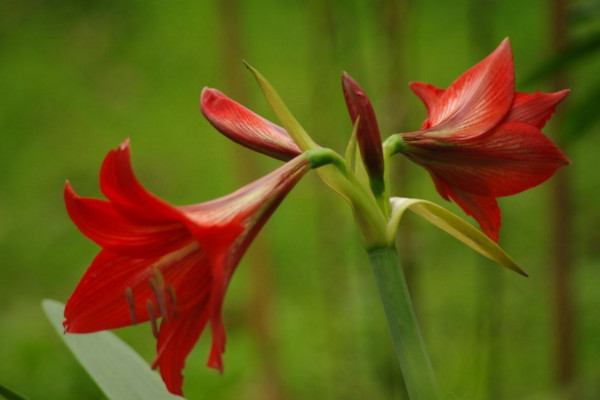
{"left": 42, "top": 299, "right": 182, "bottom": 400}
{"left": 344, "top": 117, "right": 359, "bottom": 171}
{"left": 243, "top": 61, "right": 319, "bottom": 151}
{"left": 0, "top": 384, "right": 28, "bottom": 400}
{"left": 387, "top": 197, "right": 527, "bottom": 276}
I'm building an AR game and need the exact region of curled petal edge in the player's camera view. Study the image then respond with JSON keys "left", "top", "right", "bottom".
{"left": 387, "top": 197, "right": 527, "bottom": 276}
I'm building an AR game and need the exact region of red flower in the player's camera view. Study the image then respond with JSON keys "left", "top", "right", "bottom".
{"left": 201, "top": 87, "right": 302, "bottom": 161}
{"left": 63, "top": 140, "right": 309, "bottom": 395}
{"left": 398, "top": 39, "right": 570, "bottom": 241}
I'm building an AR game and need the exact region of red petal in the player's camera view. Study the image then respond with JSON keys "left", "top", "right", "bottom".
{"left": 152, "top": 254, "right": 232, "bottom": 395}
{"left": 182, "top": 155, "right": 309, "bottom": 226}
{"left": 506, "top": 90, "right": 570, "bottom": 129}
{"left": 65, "top": 183, "right": 191, "bottom": 258}
{"left": 409, "top": 82, "right": 445, "bottom": 129}
{"left": 154, "top": 306, "right": 211, "bottom": 396}
{"left": 99, "top": 140, "right": 185, "bottom": 224}
{"left": 341, "top": 72, "right": 384, "bottom": 180}
{"left": 205, "top": 252, "right": 229, "bottom": 373}
{"left": 64, "top": 245, "right": 208, "bottom": 333}
{"left": 65, "top": 250, "right": 161, "bottom": 332}
{"left": 443, "top": 183, "right": 501, "bottom": 242}
{"left": 404, "top": 122, "right": 569, "bottom": 197}
{"left": 201, "top": 88, "right": 301, "bottom": 161}
{"left": 408, "top": 38, "right": 515, "bottom": 141}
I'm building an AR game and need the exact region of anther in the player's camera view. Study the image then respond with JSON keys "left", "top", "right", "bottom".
{"left": 147, "top": 300, "right": 159, "bottom": 339}
{"left": 166, "top": 283, "right": 179, "bottom": 319}
{"left": 125, "top": 287, "right": 137, "bottom": 325}
{"left": 153, "top": 266, "right": 165, "bottom": 287}
{"left": 149, "top": 277, "right": 169, "bottom": 322}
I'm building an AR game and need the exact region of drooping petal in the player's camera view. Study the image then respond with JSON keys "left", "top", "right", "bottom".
{"left": 153, "top": 306, "right": 211, "bottom": 396}
{"left": 402, "top": 122, "right": 570, "bottom": 197}
{"left": 65, "top": 183, "right": 191, "bottom": 258}
{"left": 406, "top": 38, "right": 515, "bottom": 141}
{"left": 206, "top": 253, "right": 227, "bottom": 373}
{"left": 201, "top": 88, "right": 302, "bottom": 161}
{"left": 506, "top": 89, "right": 570, "bottom": 129}
{"left": 424, "top": 171, "right": 500, "bottom": 241}
{"left": 443, "top": 184, "right": 501, "bottom": 242}
{"left": 341, "top": 72, "right": 384, "bottom": 182}
{"left": 100, "top": 140, "right": 185, "bottom": 224}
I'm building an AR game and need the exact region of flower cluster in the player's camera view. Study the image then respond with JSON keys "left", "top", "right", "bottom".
{"left": 63, "top": 38, "right": 568, "bottom": 396}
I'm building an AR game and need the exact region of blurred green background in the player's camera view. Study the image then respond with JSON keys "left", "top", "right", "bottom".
{"left": 1, "top": 0, "right": 599, "bottom": 399}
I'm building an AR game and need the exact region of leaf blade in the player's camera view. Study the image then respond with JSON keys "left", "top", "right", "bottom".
{"left": 42, "top": 299, "right": 182, "bottom": 400}
{"left": 0, "top": 384, "right": 28, "bottom": 400}
{"left": 388, "top": 197, "right": 527, "bottom": 276}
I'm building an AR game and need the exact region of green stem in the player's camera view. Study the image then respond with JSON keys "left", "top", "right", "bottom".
{"left": 368, "top": 246, "right": 439, "bottom": 400}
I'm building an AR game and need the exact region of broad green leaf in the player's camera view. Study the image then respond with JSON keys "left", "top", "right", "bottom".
{"left": 387, "top": 197, "right": 527, "bottom": 276}
{"left": 0, "top": 384, "right": 28, "bottom": 400}
{"left": 243, "top": 61, "right": 318, "bottom": 151}
{"left": 42, "top": 299, "right": 182, "bottom": 400}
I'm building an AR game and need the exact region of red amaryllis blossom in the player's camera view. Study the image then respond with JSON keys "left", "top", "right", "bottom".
{"left": 342, "top": 72, "right": 384, "bottom": 185}
{"left": 63, "top": 140, "right": 309, "bottom": 395}
{"left": 398, "top": 38, "right": 570, "bottom": 241}
{"left": 201, "top": 87, "right": 301, "bottom": 161}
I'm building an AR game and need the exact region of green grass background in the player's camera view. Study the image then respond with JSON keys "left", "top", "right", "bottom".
{"left": 1, "top": 0, "right": 599, "bottom": 399}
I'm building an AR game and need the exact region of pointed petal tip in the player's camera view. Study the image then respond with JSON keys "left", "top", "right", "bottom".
{"left": 341, "top": 71, "right": 355, "bottom": 84}
{"left": 341, "top": 72, "right": 360, "bottom": 96}
{"left": 539, "top": 88, "right": 570, "bottom": 103}
{"left": 206, "top": 358, "right": 224, "bottom": 374}
{"left": 493, "top": 37, "right": 513, "bottom": 60}
{"left": 118, "top": 138, "right": 131, "bottom": 152}
{"left": 64, "top": 181, "right": 76, "bottom": 199}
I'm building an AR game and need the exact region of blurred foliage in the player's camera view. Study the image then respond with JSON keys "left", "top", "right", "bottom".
{"left": 0, "top": 0, "right": 599, "bottom": 399}
{"left": 0, "top": 383, "right": 28, "bottom": 400}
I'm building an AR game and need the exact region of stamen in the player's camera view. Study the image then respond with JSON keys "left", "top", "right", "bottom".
{"left": 166, "top": 283, "right": 179, "bottom": 319}
{"left": 153, "top": 266, "right": 165, "bottom": 287}
{"left": 125, "top": 287, "right": 137, "bottom": 325}
{"left": 147, "top": 300, "right": 159, "bottom": 339}
{"left": 149, "top": 277, "right": 169, "bottom": 322}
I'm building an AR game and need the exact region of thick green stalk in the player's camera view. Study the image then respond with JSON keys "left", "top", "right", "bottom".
{"left": 368, "top": 246, "right": 439, "bottom": 400}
